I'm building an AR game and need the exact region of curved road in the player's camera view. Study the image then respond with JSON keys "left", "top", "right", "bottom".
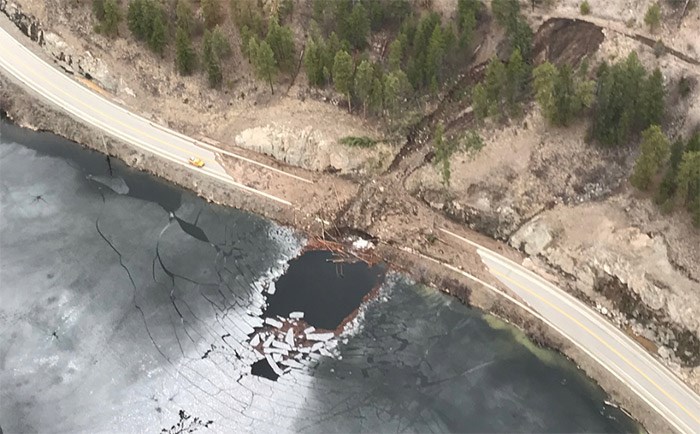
{"left": 0, "top": 26, "right": 313, "bottom": 207}
{"left": 1, "top": 24, "right": 700, "bottom": 434}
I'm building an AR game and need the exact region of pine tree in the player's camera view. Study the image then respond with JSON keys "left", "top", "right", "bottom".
{"left": 369, "top": 76, "right": 384, "bottom": 116}
{"left": 333, "top": 50, "right": 354, "bottom": 112}
{"left": 203, "top": 30, "right": 223, "bottom": 87}
{"left": 176, "top": 0, "right": 194, "bottom": 36}
{"left": 631, "top": 125, "right": 670, "bottom": 190}
{"left": 645, "top": 3, "right": 662, "bottom": 31}
{"left": 676, "top": 150, "right": 700, "bottom": 226}
{"left": 426, "top": 24, "right": 446, "bottom": 93}
{"left": 201, "top": 0, "right": 224, "bottom": 29}
{"left": 127, "top": 0, "right": 147, "bottom": 40}
{"left": 483, "top": 57, "right": 507, "bottom": 119}
{"left": 346, "top": 2, "right": 370, "bottom": 49}
{"left": 304, "top": 38, "right": 324, "bottom": 86}
{"left": 383, "top": 69, "right": 411, "bottom": 118}
{"left": 433, "top": 123, "right": 452, "bottom": 185}
{"left": 100, "top": 0, "right": 121, "bottom": 37}
{"left": 642, "top": 68, "right": 664, "bottom": 127}
{"left": 210, "top": 25, "right": 231, "bottom": 59}
{"left": 354, "top": 60, "right": 374, "bottom": 118}
{"left": 148, "top": 11, "right": 167, "bottom": 56}
{"left": 505, "top": 48, "right": 529, "bottom": 113}
{"left": 472, "top": 83, "right": 489, "bottom": 121}
{"left": 266, "top": 18, "right": 295, "bottom": 73}
{"left": 176, "top": 26, "right": 197, "bottom": 75}
{"left": 388, "top": 39, "right": 403, "bottom": 72}
{"left": 533, "top": 61, "right": 558, "bottom": 121}
{"left": 253, "top": 41, "right": 277, "bottom": 94}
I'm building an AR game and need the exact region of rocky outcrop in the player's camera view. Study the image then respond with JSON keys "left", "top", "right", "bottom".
{"left": 0, "top": 0, "right": 44, "bottom": 45}
{"left": 234, "top": 124, "right": 394, "bottom": 174}
{"left": 511, "top": 211, "right": 700, "bottom": 367}
{"left": 1, "top": 0, "right": 116, "bottom": 92}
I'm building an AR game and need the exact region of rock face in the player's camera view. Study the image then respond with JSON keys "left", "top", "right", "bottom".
{"left": 509, "top": 205, "right": 700, "bottom": 366}
{"left": 1, "top": 1, "right": 116, "bottom": 92}
{"left": 235, "top": 125, "right": 393, "bottom": 174}
{"left": 0, "top": 0, "right": 43, "bottom": 44}
{"left": 509, "top": 218, "right": 553, "bottom": 256}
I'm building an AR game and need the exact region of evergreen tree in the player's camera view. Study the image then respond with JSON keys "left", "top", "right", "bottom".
{"left": 505, "top": 48, "right": 529, "bottom": 112}
{"left": 369, "top": 76, "right": 384, "bottom": 116}
{"left": 176, "top": 26, "right": 197, "bottom": 75}
{"left": 491, "top": 0, "right": 519, "bottom": 26}
{"left": 354, "top": 60, "right": 374, "bottom": 118}
{"left": 346, "top": 2, "right": 370, "bottom": 49}
{"left": 148, "top": 11, "right": 167, "bottom": 56}
{"left": 656, "top": 138, "right": 686, "bottom": 205}
{"left": 127, "top": 0, "right": 149, "bottom": 40}
{"left": 508, "top": 18, "right": 533, "bottom": 61}
{"left": 472, "top": 83, "right": 489, "bottom": 121}
{"left": 100, "top": 0, "right": 121, "bottom": 37}
{"left": 631, "top": 125, "right": 670, "bottom": 190}
{"left": 176, "top": 0, "right": 194, "bottom": 36}
{"left": 203, "top": 30, "right": 223, "bottom": 87}
{"left": 388, "top": 39, "right": 403, "bottom": 72}
{"left": 333, "top": 50, "right": 354, "bottom": 112}
{"left": 266, "top": 18, "right": 295, "bottom": 73}
{"left": 201, "top": 0, "right": 224, "bottom": 29}
{"left": 533, "top": 61, "right": 558, "bottom": 121}
{"left": 433, "top": 123, "right": 452, "bottom": 185}
{"left": 426, "top": 24, "right": 446, "bottom": 93}
{"left": 304, "top": 38, "right": 325, "bottom": 86}
{"left": 483, "top": 57, "right": 507, "bottom": 119}
{"left": 645, "top": 3, "right": 662, "bottom": 31}
{"left": 591, "top": 52, "right": 662, "bottom": 147}
{"left": 93, "top": 0, "right": 106, "bottom": 21}
{"left": 642, "top": 68, "right": 664, "bottom": 127}
{"left": 458, "top": 4, "right": 477, "bottom": 49}
{"left": 383, "top": 69, "right": 411, "bottom": 117}
{"left": 211, "top": 25, "right": 231, "bottom": 58}
{"left": 253, "top": 40, "right": 277, "bottom": 94}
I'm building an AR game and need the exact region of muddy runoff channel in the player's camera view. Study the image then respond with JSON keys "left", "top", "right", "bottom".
{"left": 0, "top": 120, "right": 638, "bottom": 432}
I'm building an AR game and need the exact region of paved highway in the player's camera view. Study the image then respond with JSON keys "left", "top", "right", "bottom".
{"left": 440, "top": 228, "right": 700, "bottom": 434}
{"left": 2, "top": 23, "right": 700, "bottom": 434}
{"left": 0, "top": 26, "right": 311, "bottom": 207}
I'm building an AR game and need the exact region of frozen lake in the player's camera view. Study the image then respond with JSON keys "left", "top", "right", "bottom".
{"left": 0, "top": 120, "right": 637, "bottom": 433}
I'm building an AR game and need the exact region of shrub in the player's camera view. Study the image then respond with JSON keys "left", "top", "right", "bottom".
{"left": 645, "top": 3, "right": 662, "bottom": 31}
{"left": 339, "top": 136, "right": 378, "bottom": 148}
{"left": 580, "top": 1, "right": 591, "bottom": 15}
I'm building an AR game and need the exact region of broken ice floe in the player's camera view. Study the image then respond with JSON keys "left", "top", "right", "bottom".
{"left": 249, "top": 315, "right": 342, "bottom": 379}
{"left": 289, "top": 311, "right": 304, "bottom": 319}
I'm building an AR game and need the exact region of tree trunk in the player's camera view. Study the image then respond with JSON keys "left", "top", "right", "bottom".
{"left": 347, "top": 92, "right": 352, "bottom": 113}
{"left": 269, "top": 75, "right": 274, "bottom": 95}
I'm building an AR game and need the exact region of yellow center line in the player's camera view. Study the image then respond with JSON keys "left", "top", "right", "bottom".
{"left": 0, "top": 42, "right": 217, "bottom": 165}
{"left": 490, "top": 267, "right": 700, "bottom": 426}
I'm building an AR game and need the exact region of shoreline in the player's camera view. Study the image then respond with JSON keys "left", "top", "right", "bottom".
{"left": 0, "top": 69, "right": 673, "bottom": 432}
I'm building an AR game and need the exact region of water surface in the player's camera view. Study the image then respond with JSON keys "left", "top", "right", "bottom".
{"left": 0, "top": 120, "right": 638, "bottom": 433}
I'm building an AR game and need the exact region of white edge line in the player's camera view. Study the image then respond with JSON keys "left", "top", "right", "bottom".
{"left": 399, "top": 246, "right": 690, "bottom": 434}
{"left": 0, "top": 52, "right": 291, "bottom": 207}
{"left": 440, "top": 226, "right": 700, "bottom": 403}
{"left": 1, "top": 26, "right": 311, "bottom": 185}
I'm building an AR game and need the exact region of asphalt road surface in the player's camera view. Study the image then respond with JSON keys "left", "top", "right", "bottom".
{"left": 0, "top": 26, "right": 308, "bottom": 207}
{"left": 440, "top": 228, "right": 700, "bottom": 434}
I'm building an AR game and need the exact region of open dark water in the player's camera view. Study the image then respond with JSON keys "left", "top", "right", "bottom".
{"left": 0, "top": 119, "right": 639, "bottom": 433}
